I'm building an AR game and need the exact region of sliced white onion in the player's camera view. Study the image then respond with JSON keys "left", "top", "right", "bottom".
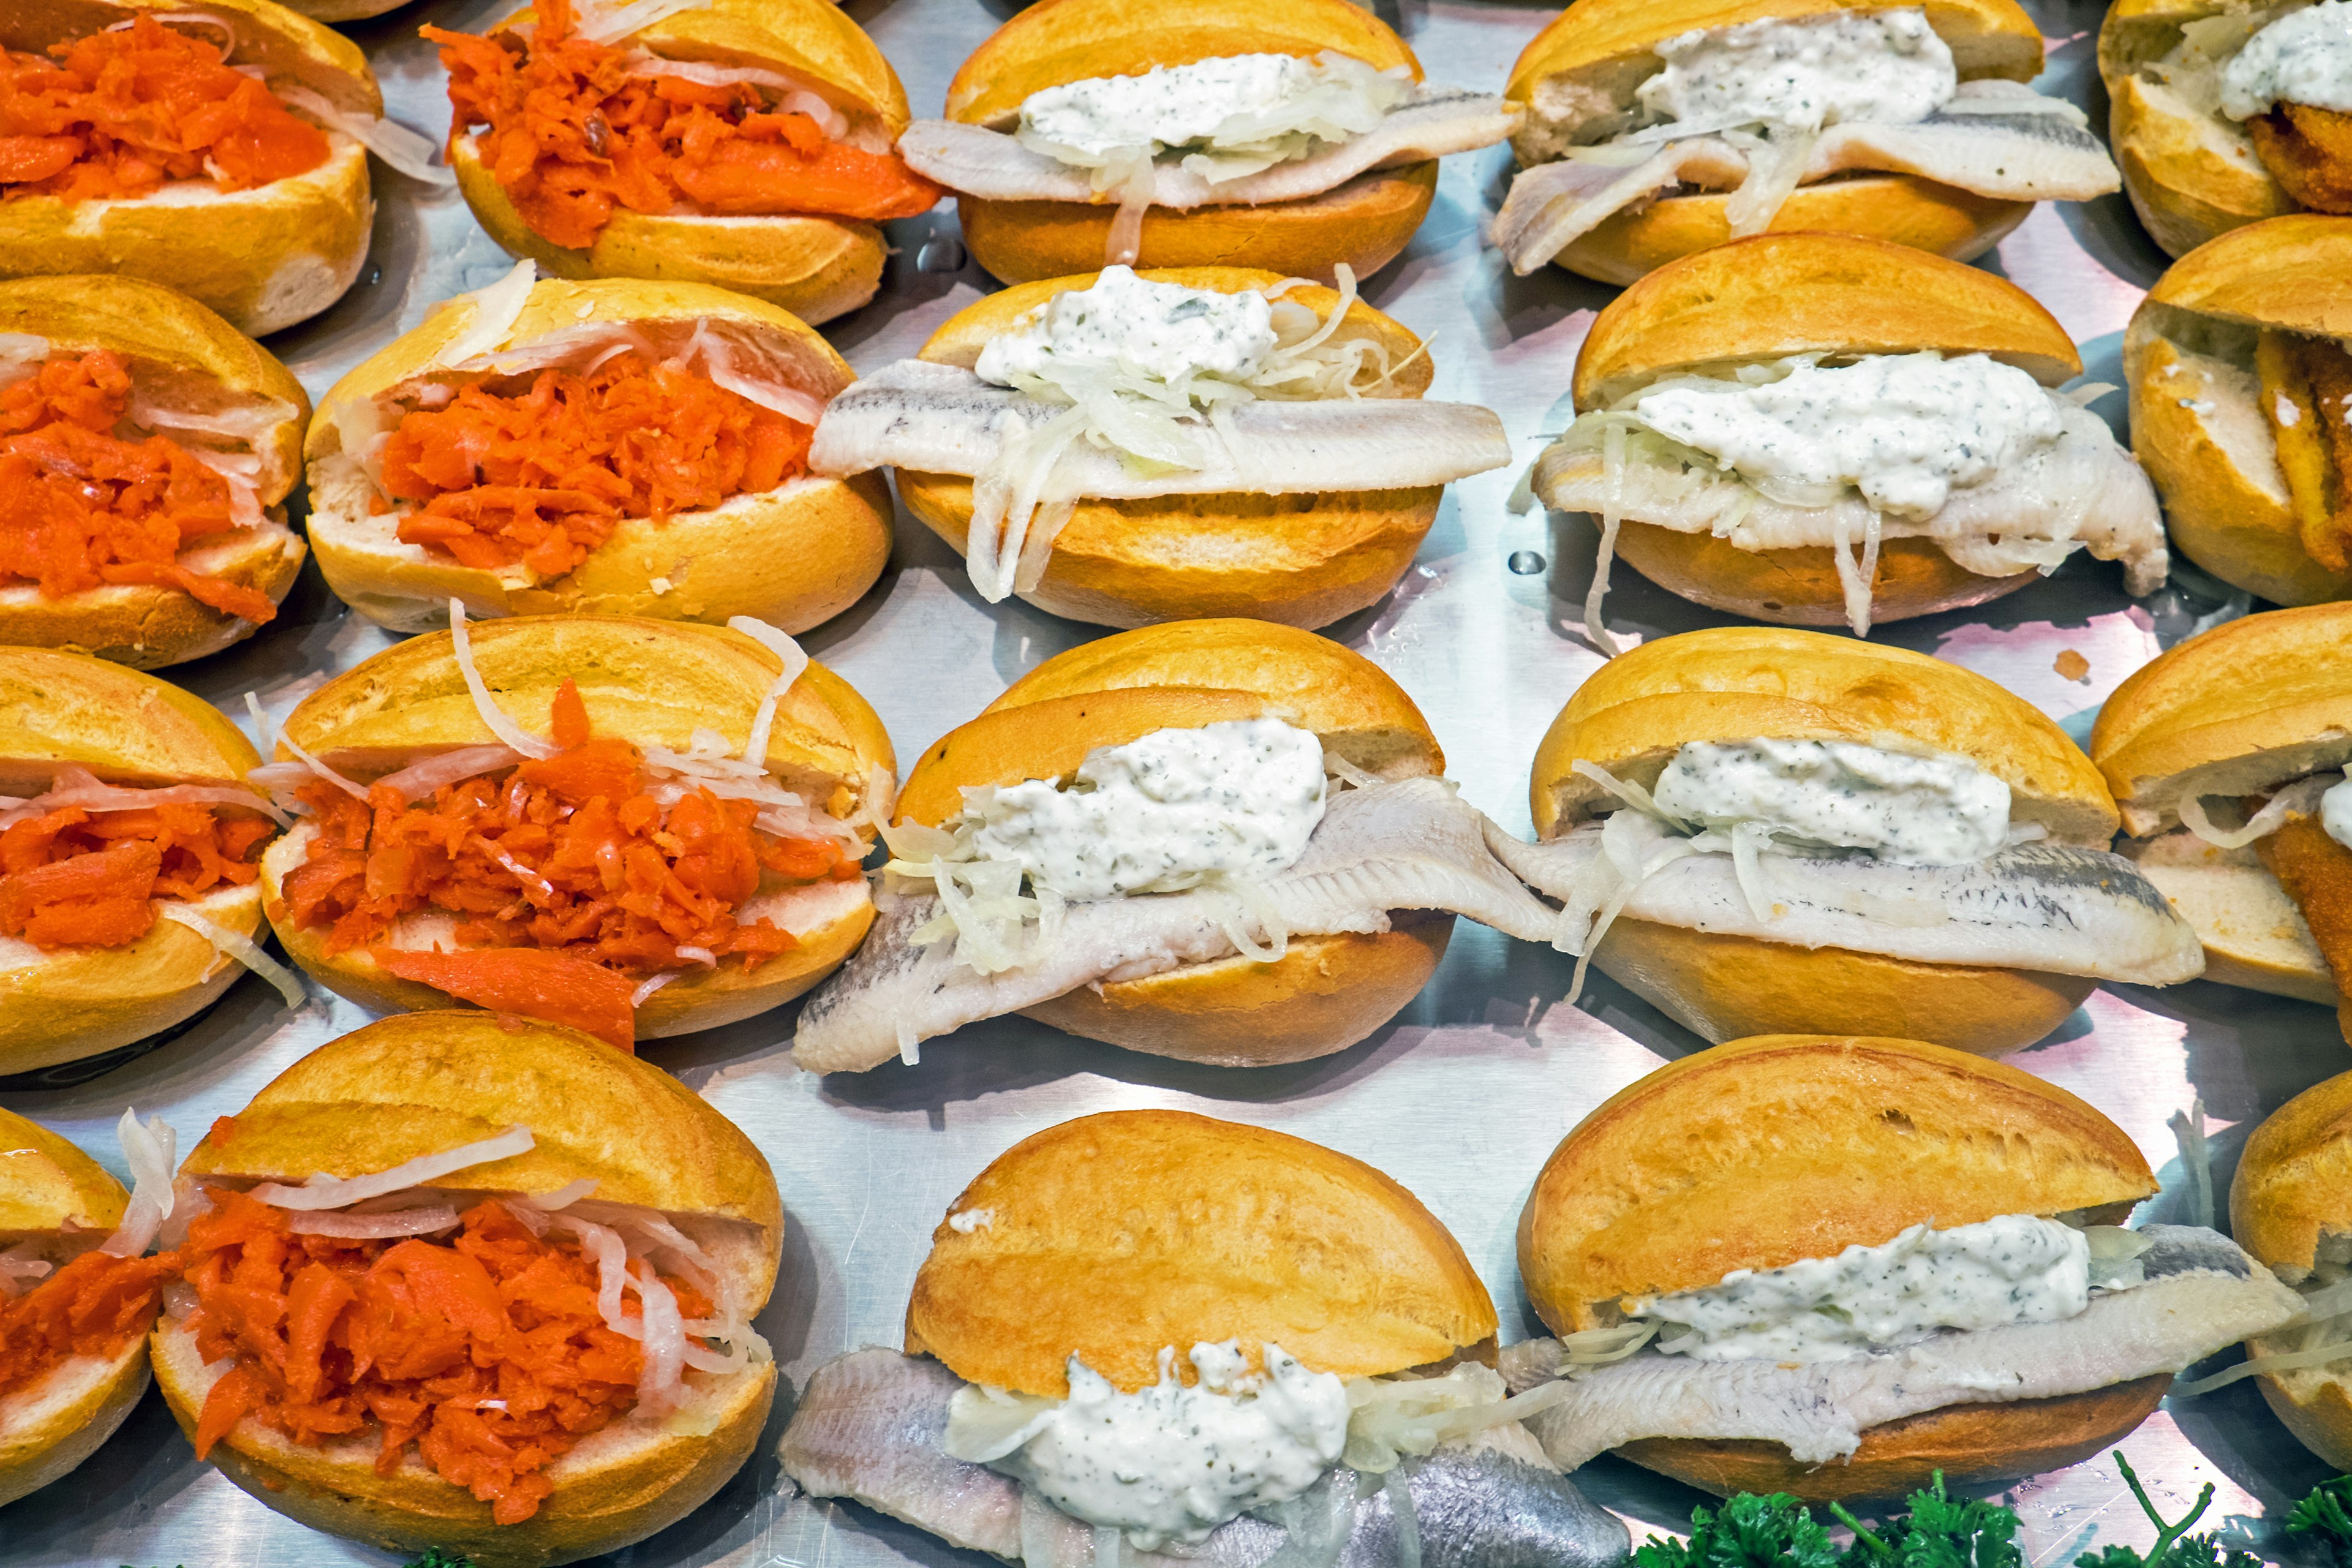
{"left": 128, "top": 394, "right": 293, "bottom": 443}
{"left": 449, "top": 601, "right": 559, "bottom": 759}
{"left": 245, "top": 692, "right": 367, "bottom": 801}
{"left": 630, "top": 971, "right": 680, "bottom": 1007}
{"left": 619, "top": 53, "right": 849, "bottom": 140}
{"left": 432, "top": 262, "right": 538, "bottom": 371}
{"left": 686, "top": 323, "right": 827, "bottom": 426}
{"left": 726, "top": 616, "right": 808, "bottom": 766}
{"left": 99, "top": 1109, "right": 178, "bottom": 1257}
{"left": 249, "top": 1126, "right": 534, "bottom": 1210}
{"left": 0, "top": 1248, "right": 52, "bottom": 1301}
{"left": 633, "top": 1264, "right": 688, "bottom": 1414}
{"left": 375, "top": 745, "right": 524, "bottom": 802}
{"left": 289, "top": 1205, "right": 462, "bottom": 1238}
{"left": 273, "top": 82, "right": 454, "bottom": 186}
{"left": 2180, "top": 775, "right": 2334, "bottom": 849}
{"left": 157, "top": 904, "right": 307, "bottom": 1009}
{"left": 571, "top": 0, "right": 713, "bottom": 44}
{"left": 522, "top": 1177, "right": 600, "bottom": 1211}
{"left": 0, "top": 766, "right": 284, "bottom": 829}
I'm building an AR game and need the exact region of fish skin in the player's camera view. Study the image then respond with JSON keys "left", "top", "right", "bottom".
{"left": 778, "top": 1346, "right": 1630, "bottom": 1568}
{"left": 899, "top": 86, "right": 1518, "bottom": 208}
{"left": 808, "top": 361, "right": 1512, "bottom": 496}
{"left": 793, "top": 780, "right": 1572, "bottom": 1074}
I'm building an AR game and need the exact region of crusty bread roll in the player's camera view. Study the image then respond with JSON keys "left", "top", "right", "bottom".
{"left": 0, "top": 275, "right": 309, "bottom": 669}
{"left": 307, "top": 276, "right": 891, "bottom": 637}
{"left": 1529, "top": 626, "right": 2118, "bottom": 1053}
{"left": 907, "top": 1109, "right": 1496, "bottom": 1396}
{"left": 941, "top": 0, "right": 1433, "bottom": 285}
{"left": 894, "top": 619, "right": 1448, "bottom": 1065}
{"left": 0, "top": 649, "right": 273, "bottom": 1076}
{"left": 0, "top": 0, "right": 377, "bottom": 335}
{"left": 2229, "top": 1069, "right": 2352, "bottom": 1471}
{"left": 1520, "top": 1033, "right": 2160, "bottom": 1498}
{"left": 2124, "top": 216, "right": 2352, "bottom": 606}
{"left": 0, "top": 1107, "right": 152, "bottom": 1509}
{"left": 256, "top": 614, "right": 893, "bottom": 1038}
{"left": 896, "top": 268, "right": 1440, "bottom": 630}
{"left": 151, "top": 1011, "right": 782, "bottom": 1567}
{"left": 1505, "top": 0, "right": 2045, "bottom": 284}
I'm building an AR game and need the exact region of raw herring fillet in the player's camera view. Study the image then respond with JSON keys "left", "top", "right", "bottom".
{"left": 792, "top": 779, "right": 1569, "bottom": 1073}
{"left": 899, "top": 86, "right": 1517, "bottom": 209}
{"left": 810, "top": 361, "right": 1511, "bottom": 496}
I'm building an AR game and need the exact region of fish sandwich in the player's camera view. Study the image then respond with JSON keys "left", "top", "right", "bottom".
{"left": 1505, "top": 1035, "right": 2304, "bottom": 1501}
{"left": 811, "top": 266, "right": 1509, "bottom": 628}
{"left": 1493, "top": 627, "right": 2204, "bottom": 1055}
{"left": 780, "top": 1109, "right": 1629, "bottom": 1568}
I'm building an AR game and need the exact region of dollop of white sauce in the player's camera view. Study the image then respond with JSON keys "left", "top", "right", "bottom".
{"left": 2323, "top": 775, "right": 2352, "bottom": 851}
{"left": 953, "top": 1343, "right": 1351, "bottom": 1550}
{"left": 1637, "top": 9, "right": 1956, "bottom": 134}
{"left": 2221, "top": 1, "right": 2352, "bottom": 119}
{"left": 1650, "top": 737, "right": 2013, "bottom": 865}
{"left": 976, "top": 266, "right": 1278, "bottom": 389}
{"left": 953, "top": 718, "right": 1327, "bottom": 902}
{"left": 1635, "top": 1214, "right": 2092, "bottom": 1362}
{"left": 1019, "top": 51, "right": 1386, "bottom": 162}
{"left": 1628, "top": 352, "right": 2067, "bottom": 519}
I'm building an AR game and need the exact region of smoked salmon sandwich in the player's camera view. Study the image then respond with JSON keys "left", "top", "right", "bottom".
{"left": 810, "top": 265, "right": 1509, "bottom": 627}
{"left": 306, "top": 266, "right": 889, "bottom": 636}
{"left": 1494, "top": 0, "right": 2121, "bottom": 284}
{"left": 1491, "top": 627, "right": 2203, "bottom": 1055}
{"left": 1502, "top": 1036, "right": 2303, "bottom": 1501}
{"left": 150, "top": 1012, "right": 782, "bottom": 1566}
{"left": 252, "top": 608, "right": 892, "bottom": 1050}
{"left": 0, "top": 0, "right": 444, "bottom": 335}
{"left": 1, "top": 275, "right": 308, "bottom": 669}
{"left": 1, "top": 647, "right": 302, "bottom": 1079}
{"left": 2092, "top": 601, "right": 2352, "bottom": 1036}
{"left": 0, "top": 1106, "right": 178, "bottom": 1508}
{"left": 1525, "top": 233, "right": 2167, "bottom": 644}
{"left": 789, "top": 619, "right": 1572, "bottom": 1074}
{"left": 894, "top": 0, "right": 1517, "bottom": 285}
{"left": 780, "top": 1109, "right": 1630, "bottom": 1568}
{"left": 425, "top": 0, "right": 942, "bottom": 325}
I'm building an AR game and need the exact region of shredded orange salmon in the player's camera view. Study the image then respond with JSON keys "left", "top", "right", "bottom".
{"left": 0, "top": 1248, "right": 176, "bottom": 1400}
{"left": 0, "top": 16, "right": 329, "bottom": 202}
{"left": 0, "top": 797, "right": 272, "bottom": 950}
{"left": 0, "top": 349, "right": 282, "bottom": 624}
{"left": 377, "top": 353, "right": 813, "bottom": 576}
{"left": 182, "top": 1189, "right": 707, "bottom": 1525}
{"left": 424, "top": 0, "right": 940, "bottom": 251}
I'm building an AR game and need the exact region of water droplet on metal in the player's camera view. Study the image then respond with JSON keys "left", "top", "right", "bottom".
{"left": 1507, "top": 550, "right": 1545, "bottom": 575}
{"left": 917, "top": 235, "right": 966, "bottom": 273}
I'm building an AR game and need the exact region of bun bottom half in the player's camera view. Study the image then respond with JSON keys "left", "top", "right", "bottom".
{"left": 152, "top": 1315, "right": 773, "bottom": 1568}
{"left": 897, "top": 472, "right": 1439, "bottom": 630}
{"left": 957, "top": 164, "right": 1438, "bottom": 287}
{"left": 1615, "top": 1374, "right": 2171, "bottom": 1504}
{"left": 0, "top": 1335, "right": 152, "bottom": 1508}
{"left": 2123, "top": 832, "right": 2339, "bottom": 1006}
{"left": 0, "top": 883, "right": 263, "bottom": 1076}
{"left": 1609, "top": 521, "right": 2034, "bottom": 627}
{"left": 1593, "top": 918, "right": 2095, "bottom": 1055}
{"left": 1551, "top": 174, "right": 2029, "bottom": 288}
{"left": 452, "top": 141, "right": 886, "bottom": 326}
{"left": 0, "top": 521, "right": 306, "bottom": 670}
{"left": 2258, "top": 1355, "right": 2352, "bottom": 1472}
{"left": 1020, "top": 914, "right": 1453, "bottom": 1067}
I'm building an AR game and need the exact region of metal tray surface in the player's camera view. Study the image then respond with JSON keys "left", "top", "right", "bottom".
{"left": 0, "top": 0, "right": 2340, "bottom": 1562}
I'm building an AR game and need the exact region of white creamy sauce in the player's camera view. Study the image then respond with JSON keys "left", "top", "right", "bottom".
{"left": 975, "top": 266, "right": 1277, "bottom": 388}
{"left": 1649, "top": 737, "right": 2013, "bottom": 865}
{"left": 1636, "top": 9, "right": 1956, "bottom": 134}
{"left": 2323, "top": 776, "right": 2352, "bottom": 851}
{"left": 953, "top": 718, "right": 1326, "bottom": 902}
{"left": 1018, "top": 51, "right": 1399, "bottom": 164}
{"left": 1628, "top": 352, "right": 2067, "bottom": 519}
{"left": 2221, "top": 1, "right": 2352, "bottom": 119}
{"left": 950, "top": 1343, "right": 1350, "bottom": 1550}
{"left": 1635, "top": 1214, "right": 2092, "bottom": 1362}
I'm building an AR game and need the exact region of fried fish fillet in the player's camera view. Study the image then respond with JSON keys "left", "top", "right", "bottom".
{"left": 2251, "top": 102, "right": 2352, "bottom": 214}
{"left": 2257, "top": 810, "right": 2352, "bottom": 1041}
{"left": 2256, "top": 330, "right": 2352, "bottom": 573}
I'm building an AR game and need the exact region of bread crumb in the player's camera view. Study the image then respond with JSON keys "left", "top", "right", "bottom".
{"left": 649, "top": 576, "right": 673, "bottom": 594}
{"left": 2054, "top": 649, "right": 2090, "bottom": 682}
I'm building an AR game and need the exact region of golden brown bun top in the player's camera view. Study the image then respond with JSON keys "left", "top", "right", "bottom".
{"left": 1573, "top": 233, "right": 2082, "bottom": 409}
{"left": 907, "top": 1110, "right": 1496, "bottom": 1397}
{"left": 896, "top": 620, "right": 1441, "bottom": 828}
{"left": 0, "top": 646, "right": 263, "bottom": 797}
{"left": 917, "top": 267, "right": 1433, "bottom": 398}
{"left": 311, "top": 277, "right": 855, "bottom": 461}
{"left": 1529, "top": 627, "right": 2119, "bottom": 844}
{"left": 1510, "top": 0, "right": 2040, "bottom": 107}
{"left": 2141, "top": 215, "right": 2352, "bottom": 341}
{"left": 281, "top": 614, "right": 893, "bottom": 824}
{"left": 2233, "top": 1068, "right": 2352, "bottom": 1277}
{"left": 183, "top": 1012, "right": 782, "bottom": 1253}
{"left": 0, "top": 1107, "right": 127, "bottom": 1239}
{"left": 1520, "top": 1035, "right": 2157, "bottom": 1333}
{"left": 3, "top": 0, "right": 380, "bottom": 116}
{"left": 2093, "top": 603, "right": 2352, "bottom": 816}
{"left": 946, "top": 0, "right": 1419, "bottom": 128}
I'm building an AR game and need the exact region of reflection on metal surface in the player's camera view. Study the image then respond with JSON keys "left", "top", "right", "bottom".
{"left": 2, "top": 0, "right": 2347, "bottom": 1563}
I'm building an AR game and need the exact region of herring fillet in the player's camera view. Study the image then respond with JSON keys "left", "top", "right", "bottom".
{"left": 1499, "top": 1228, "right": 2302, "bottom": 1471}
{"left": 809, "top": 361, "right": 1512, "bottom": 495}
{"left": 792, "top": 780, "right": 1570, "bottom": 1074}
{"left": 1488, "top": 820, "right": 2206, "bottom": 985}
{"left": 899, "top": 86, "right": 1518, "bottom": 209}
